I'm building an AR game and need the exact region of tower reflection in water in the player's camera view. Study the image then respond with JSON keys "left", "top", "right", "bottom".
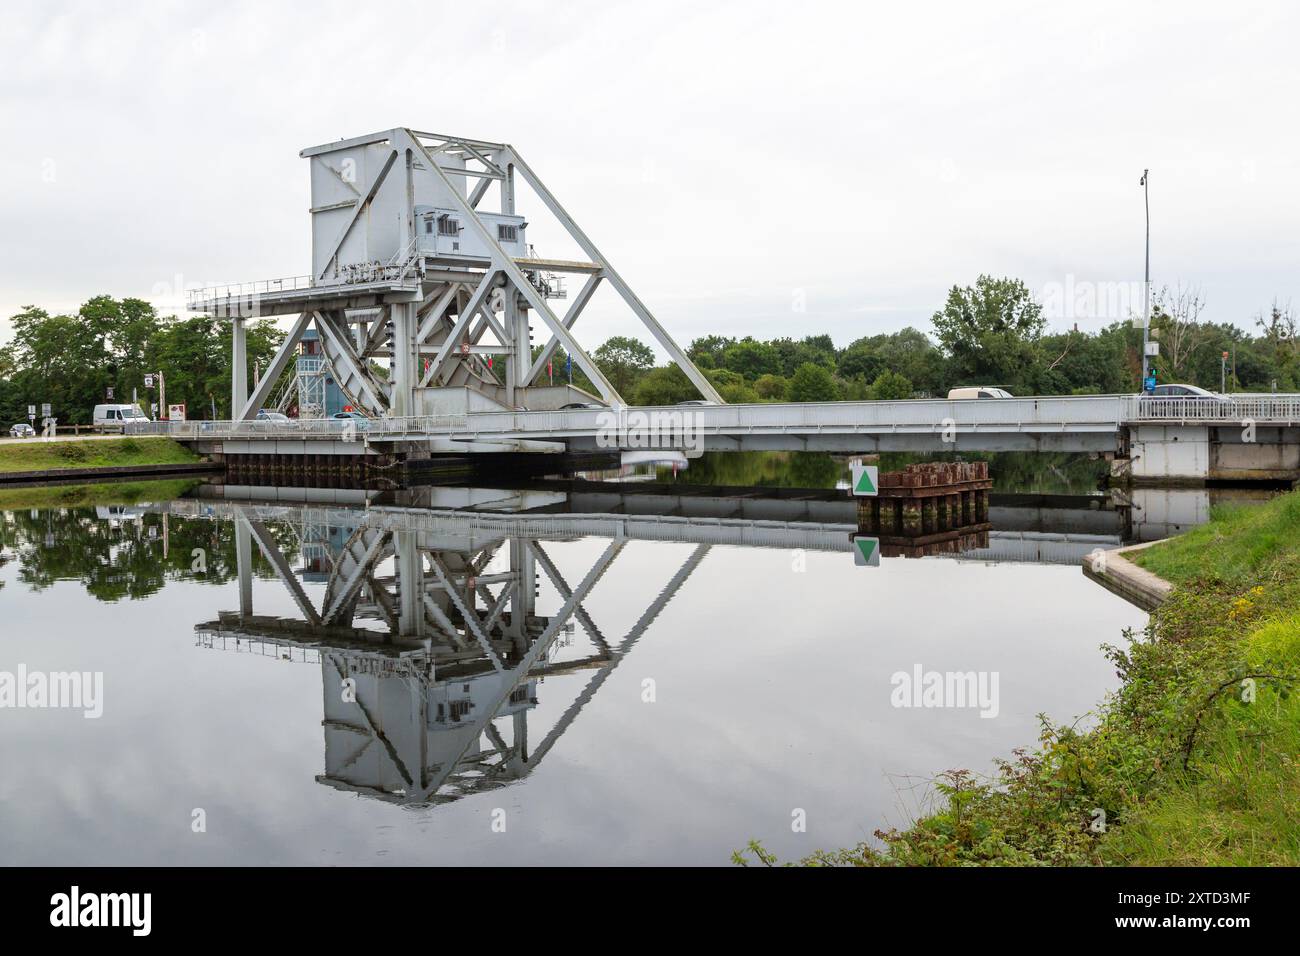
{"left": 184, "top": 490, "right": 709, "bottom": 807}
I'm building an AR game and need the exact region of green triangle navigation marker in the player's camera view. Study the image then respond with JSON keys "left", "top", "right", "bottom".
{"left": 852, "top": 535, "right": 880, "bottom": 567}
{"left": 851, "top": 463, "right": 878, "bottom": 496}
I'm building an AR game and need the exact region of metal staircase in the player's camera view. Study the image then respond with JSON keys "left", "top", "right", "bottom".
{"left": 314, "top": 314, "right": 388, "bottom": 417}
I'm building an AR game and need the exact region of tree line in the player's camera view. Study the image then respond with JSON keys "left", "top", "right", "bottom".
{"left": 2, "top": 277, "right": 1295, "bottom": 425}
{"left": 560, "top": 276, "right": 1298, "bottom": 404}
{"left": 0, "top": 297, "right": 283, "bottom": 425}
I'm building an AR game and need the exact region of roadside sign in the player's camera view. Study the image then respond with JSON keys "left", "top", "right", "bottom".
{"left": 41, "top": 403, "right": 51, "bottom": 418}
{"left": 850, "top": 463, "right": 879, "bottom": 496}
{"left": 851, "top": 535, "right": 881, "bottom": 567}
{"left": 27, "top": 405, "right": 35, "bottom": 419}
{"left": 144, "top": 374, "right": 154, "bottom": 388}
{"left": 106, "top": 386, "right": 114, "bottom": 399}
{"left": 1144, "top": 342, "right": 1159, "bottom": 357}
{"left": 169, "top": 403, "right": 187, "bottom": 421}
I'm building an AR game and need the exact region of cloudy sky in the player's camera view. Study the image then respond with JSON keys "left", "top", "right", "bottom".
{"left": 2, "top": 0, "right": 1297, "bottom": 355}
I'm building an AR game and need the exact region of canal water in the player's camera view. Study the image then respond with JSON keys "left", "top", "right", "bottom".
{"left": 0, "top": 460, "right": 1207, "bottom": 866}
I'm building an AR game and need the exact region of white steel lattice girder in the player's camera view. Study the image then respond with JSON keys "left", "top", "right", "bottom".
{"left": 237, "top": 311, "right": 313, "bottom": 421}
{"left": 294, "top": 127, "right": 723, "bottom": 411}
{"left": 420, "top": 270, "right": 500, "bottom": 388}
{"left": 526, "top": 274, "right": 602, "bottom": 386}
{"left": 406, "top": 128, "right": 721, "bottom": 405}
{"left": 313, "top": 310, "right": 389, "bottom": 414}
{"left": 501, "top": 143, "right": 724, "bottom": 405}
{"left": 399, "top": 130, "right": 625, "bottom": 405}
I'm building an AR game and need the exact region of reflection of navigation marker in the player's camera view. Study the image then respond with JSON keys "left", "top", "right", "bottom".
{"left": 850, "top": 463, "right": 878, "bottom": 496}
{"left": 851, "top": 535, "right": 880, "bottom": 567}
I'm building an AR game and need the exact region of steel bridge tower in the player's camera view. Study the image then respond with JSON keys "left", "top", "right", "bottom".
{"left": 194, "top": 128, "right": 722, "bottom": 425}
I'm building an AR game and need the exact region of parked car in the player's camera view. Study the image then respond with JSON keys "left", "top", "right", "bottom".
{"left": 1142, "top": 383, "right": 1221, "bottom": 399}
{"left": 256, "top": 410, "right": 292, "bottom": 423}
{"left": 92, "top": 403, "right": 151, "bottom": 433}
{"left": 1137, "top": 383, "right": 1231, "bottom": 414}
{"left": 560, "top": 402, "right": 604, "bottom": 410}
{"left": 8, "top": 423, "right": 35, "bottom": 438}
{"left": 676, "top": 399, "right": 717, "bottom": 406}
{"left": 947, "top": 387, "right": 1014, "bottom": 399}
{"left": 331, "top": 411, "right": 372, "bottom": 431}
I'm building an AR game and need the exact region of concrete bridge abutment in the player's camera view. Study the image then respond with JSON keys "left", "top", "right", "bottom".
{"left": 1115, "top": 423, "right": 1300, "bottom": 485}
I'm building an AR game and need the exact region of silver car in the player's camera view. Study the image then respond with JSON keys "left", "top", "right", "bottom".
{"left": 9, "top": 423, "right": 35, "bottom": 438}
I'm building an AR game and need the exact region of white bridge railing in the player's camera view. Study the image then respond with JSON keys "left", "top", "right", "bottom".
{"left": 127, "top": 414, "right": 469, "bottom": 440}
{"left": 127, "top": 394, "right": 1300, "bottom": 442}
{"left": 186, "top": 274, "right": 317, "bottom": 311}
{"left": 1122, "top": 395, "right": 1300, "bottom": 423}
{"left": 186, "top": 267, "right": 424, "bottom": 313}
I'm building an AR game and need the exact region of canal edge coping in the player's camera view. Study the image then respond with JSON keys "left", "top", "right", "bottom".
{"left": 1081, "top": 539, "right": 1174, "bottom": 612}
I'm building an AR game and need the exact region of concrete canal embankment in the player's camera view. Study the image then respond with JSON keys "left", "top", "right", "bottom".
{"left": 1081, "top": 539, "right": 1174, "bottom": 611}
{"left": 0, "top": 461, "right": 222, "bottom": 486}
{"left": 0, "top": 437, "right": 219, "bottom": 485}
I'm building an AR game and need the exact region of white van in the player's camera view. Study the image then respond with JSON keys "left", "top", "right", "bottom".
{"left": 947, "top": 386, "right": 1014, "bottom": 400}
{"left": 93, "top": 404, "right": 151, "bottom": 433}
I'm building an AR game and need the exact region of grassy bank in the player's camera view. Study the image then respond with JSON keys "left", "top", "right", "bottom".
{"left": 737, "top": 490, "right": 1300, "bottom": 867}
{"left": 0, "top": 437, "right": 200, "bottom": 474}
{"left": 0, "top": 478, "right": 203, "bottom": 511}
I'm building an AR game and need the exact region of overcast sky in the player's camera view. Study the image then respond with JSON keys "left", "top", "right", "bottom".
{"left": 2, "top": 0, "right": 1298, "bottom": 356}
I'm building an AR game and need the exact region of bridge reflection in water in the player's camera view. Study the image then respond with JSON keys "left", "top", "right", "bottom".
{"left": 178, "top": 490, "right": 710, "bottom": 807}
{"left": 149, "top": 478, "right": 1258, "bottom": 808}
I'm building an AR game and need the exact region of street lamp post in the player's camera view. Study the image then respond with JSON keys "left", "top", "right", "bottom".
{"left": 1139, "top": 169, "right": 1151, "bottom": 390}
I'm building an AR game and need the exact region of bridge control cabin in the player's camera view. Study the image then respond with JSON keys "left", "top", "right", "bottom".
{"left": 305, "top": 134, "right": 530, "bottom": 277}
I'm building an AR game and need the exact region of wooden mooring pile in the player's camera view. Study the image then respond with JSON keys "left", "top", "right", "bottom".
{"left": 856, "top": 461, "right": 993, "bottom": 558}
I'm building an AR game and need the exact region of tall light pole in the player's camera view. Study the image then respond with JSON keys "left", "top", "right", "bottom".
{"left": 1139, "top": 169, "right": 1151, "bottom": 389}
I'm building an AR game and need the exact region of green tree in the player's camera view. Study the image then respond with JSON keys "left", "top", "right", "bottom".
{"left": 876, "top": 328, "right": 947, "bottom": 396}
{"left": 8, "top": 306, "right": 112, "bottom": 423}
{"left": 593, "top": 335, "right": 655, "bottom": 396}
{"left": 867, "top": 369, "right": 913, "bottom": 400}
{"left": 687, "top": 335, "right": 735, "bottom": 369}
{"left": 770, "top": 335, "right": 836, "bottom": 376}
{"left": 1037, "top": 327, "right": 1131, "bottom": 394}
{"left": 836, "top": 341, "right": 885, "bottom": 382}
{"left": 787, "top": 362, "right": 840, "bottom": 402}
{"left": 753, "top": 373, "right": 788, "bottom": 401}
{"left": 633, "top": 365, "right": 698, "bottom": 405}
{"left": 721, "top": 338, "right": 782, "bottom": 380}
{"left": 931, "top": 275, "right": 1045, "bottom": 392}
{"left": 706, "top": 368, "right": 759, "bottom": 403}
{"left": 1255, "top": 301, "right": 1298, "bottom": 390}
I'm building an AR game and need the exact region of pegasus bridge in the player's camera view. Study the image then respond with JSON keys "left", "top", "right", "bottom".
{"left": 148, "top": 127, "right": 1300, "bottom": 486}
